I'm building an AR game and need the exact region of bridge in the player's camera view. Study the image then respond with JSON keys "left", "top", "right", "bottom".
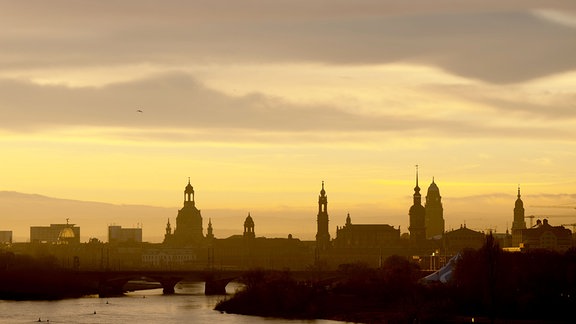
{"left": 66, "top": 269, "right": 341, "bottom": 297}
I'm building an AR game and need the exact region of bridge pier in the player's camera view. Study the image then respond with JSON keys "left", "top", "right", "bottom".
{"left": 159, "top": 278, "right": 181, "bottom": 295}
{"left": 204, "top": 278, "right": 230, "bottom": 295}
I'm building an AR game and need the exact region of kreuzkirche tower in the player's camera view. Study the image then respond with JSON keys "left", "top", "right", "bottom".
{"left": 316, "top": 181, "right": 331, "bottom": 251}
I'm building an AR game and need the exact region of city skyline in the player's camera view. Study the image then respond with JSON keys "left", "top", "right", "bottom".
{"left": 1, "top": 178, "right": 574, "bottom": 243}
{"left": 1, "top": 1, "right": 576, "bottom": 241}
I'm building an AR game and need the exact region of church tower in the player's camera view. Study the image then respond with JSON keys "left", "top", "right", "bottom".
{"left": 206, "top": 218, "right": 214, "bottom": 240}
{"left": 511, "top": 185, "right": 527, "bottom": 247}
{"left": 409, "top": 167, "right": 426, "bottom": 243}
{"left": 243, "top": 213, "right": 255, "bottom": 239}
{"left": 172, "top": 178, "right": 204, "bottom": 245}
{"left": 316, "top": 181, "right": 331, "bottom": 251}
{"left": 425, "top": 178, "right": 445, "bottom": 238}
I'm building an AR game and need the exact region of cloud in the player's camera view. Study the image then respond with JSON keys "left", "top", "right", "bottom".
{"left": 1, "top": 1, "right": 575, "bottom": 83}
{"left": 1, "top": 73, "right": 575, "bottom": 142}
{"left": 426, "top": 83, "right": 576, "bottom": 120}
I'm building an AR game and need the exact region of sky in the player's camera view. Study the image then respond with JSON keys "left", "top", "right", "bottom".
{"left": 1, "top": 0, "right": 576, "bottom": 242}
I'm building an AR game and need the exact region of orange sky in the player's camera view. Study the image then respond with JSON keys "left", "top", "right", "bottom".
{"left": 1, "top": 1, "right": 576, "bottom": 242}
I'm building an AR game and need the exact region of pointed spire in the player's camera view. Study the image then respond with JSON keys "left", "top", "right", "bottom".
{"left": 165, "top": 218, "right": 172, "bottom": 235}
{"left": 517, "top": 184, "right": 521, "bottom": 198}
{"left": 414, "top": 165, "right": 421, "bottom": 192}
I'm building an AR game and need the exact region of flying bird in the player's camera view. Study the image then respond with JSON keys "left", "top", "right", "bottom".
{"left": 136, "top": 109, "right": 143, "bottom": 113}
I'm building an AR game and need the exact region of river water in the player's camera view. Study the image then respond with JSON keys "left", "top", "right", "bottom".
{"left": 0, "top": 283, "right": 341, "bottom": 324}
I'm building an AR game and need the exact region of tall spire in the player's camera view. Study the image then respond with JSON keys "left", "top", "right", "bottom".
{"left": 316, "top": 181, "right": 330, "bottom": 251}
{"left": 517, "top": 184, "right": 521, "bottom": 198}
{"left": 165, "top": 218, "right": 172, "bottom": 235}
{"left": 416, "top": 165, "right": 419, "bottom": 189}
{"left": 413, "top": 165, "right": 421, "bottom": 197}
{"left": 409, "top": 165, "right": 426, "bottom": 243}
{"left": 206, "top": 218, "right": 214, "bottom": 239}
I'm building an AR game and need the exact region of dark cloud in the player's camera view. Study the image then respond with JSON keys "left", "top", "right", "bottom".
{"left": 0, "top": 73, "right": 574, "bottom": 140}
{"left": 426, "top": 84, "right": 576, "bottom": 120}
{"left": 0, "top": 1, "right": 575, "bottom": 83}
{"left": 0, "top": 74, "right": 422, "bottom": 132}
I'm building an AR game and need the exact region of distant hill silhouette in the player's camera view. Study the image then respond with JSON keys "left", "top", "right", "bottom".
{"left": 0, "top": 191, "right": 175, "bottom": 242}
{"left": 0, "top": 191, "right": 319, "bottom": 243}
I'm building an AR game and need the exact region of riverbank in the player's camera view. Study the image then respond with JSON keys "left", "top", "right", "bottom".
{"left": 216, "top": 246, "right": 576, "bottom": 323}
{"left": 215, "top": 258, "right": 452, "bottom": 323}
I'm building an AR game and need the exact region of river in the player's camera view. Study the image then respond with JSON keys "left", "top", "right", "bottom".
{"left": 0, "top": 283, "right": 341, "bottom": 324}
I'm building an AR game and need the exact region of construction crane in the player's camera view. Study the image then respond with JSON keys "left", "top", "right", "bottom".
{"left": 525, "top": 215, "right": 575, "bottom": 228}
{"left": 531, "top": 205, "right": 576, "bottom": 209}
{"left": 525, "top": 215, "right": 535, "bottom": 228}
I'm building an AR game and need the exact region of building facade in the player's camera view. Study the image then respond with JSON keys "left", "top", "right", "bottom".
{"left": 0, "top": 231, "right": 12, "bottom": 244}
{"left": 30, "top": 223, "right": 80, "bottom": 244}
{"left": 522, "top": 219, "right": 572, "bottom": 252}
{"left": 443, "top": 225, "right": 485, "bottom": 254}
{"left": 108, "top": 225, "right": 142, "bottom": 244}
{"left": 333, "top": 213, "right": 400, "bottom": 248}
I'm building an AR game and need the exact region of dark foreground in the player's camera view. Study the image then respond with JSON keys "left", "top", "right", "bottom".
{"left": 0, "top": 252, "right": 162, "bottom": 299}
{"left": 216, "top": 240, "right": 576, "bottom": 323}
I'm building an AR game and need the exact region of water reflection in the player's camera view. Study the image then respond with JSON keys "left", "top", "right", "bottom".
{"left": 0, "top": 282, "right": 336, "bottom": 324}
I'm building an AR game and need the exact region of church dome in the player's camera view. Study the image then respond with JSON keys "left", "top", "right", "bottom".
{"left": 515, "top": 187, "right": 524, "bottom": 208}
{"left": 59, "top": 227, "right": 75, "bottom": 240}
{"left": 515, "top": 196, "right": 524, "bottom": 208}
{"left": 185, "top": 182, "right": 194, "bottom": 194}
{"left": 244, "top": 214, "right": 254, "bottom": 226}
{"left": 427, "top": 179, "right": 440, "bottom": 195}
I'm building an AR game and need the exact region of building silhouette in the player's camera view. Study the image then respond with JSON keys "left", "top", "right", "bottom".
{"left": 243, "top": 213, "right": 255, "bottom": 239}
{"left": 30, "top": 222, "right": 80, "bottom": 244}
{"left": 315, "top": 181, "right": 331, "bottom": 251}
{"left": 522, "top": 219, "right": 572, "bottom": 251}
{"left": 163, "top": 179, "right": 204, "bottom": 246}
{"left": 108, "top": 225, "right": 142, "bottom": 244}
{"left": 425, "top": 178, "right": 444, "bottom": 238}
{"left": 409, "top": 167, "right": 426, "bottom": 243}
{"left": 511, "top": 186, "right": 527, "bottom": 247}
{"left": 443, "top": 225, "right": 485, "bottom": 255}
{"left": 334, "top": 213, "right": 400, "bottom": 248}
{"left": 206, "top": 218, "right": 214, "bottom": 240}
{"left": 9, "top": 171, "right": 575, "bottom": 273}
{"left": 0, "top": 231, "right": 12, "bottom": 244}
